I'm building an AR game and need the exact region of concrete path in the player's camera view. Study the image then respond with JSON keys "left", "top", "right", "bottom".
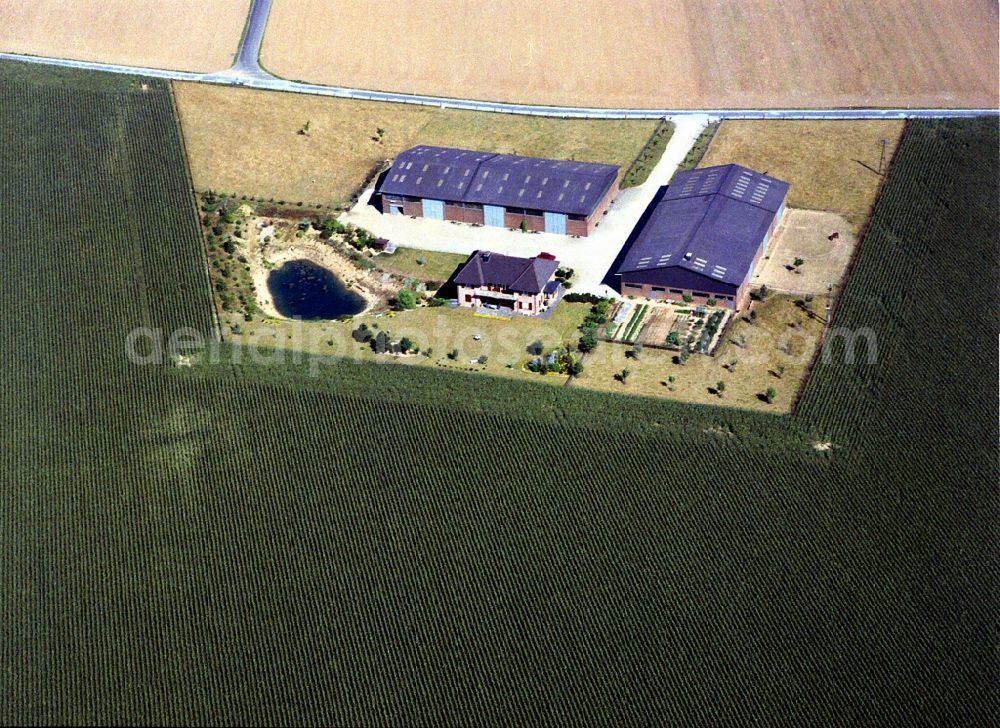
{"left": 341, "top": 116, "right": 712, "bottom": 296}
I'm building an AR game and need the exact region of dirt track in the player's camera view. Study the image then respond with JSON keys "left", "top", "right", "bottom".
{"left": 0, "top": 0, "right": 251, "bottom": 73}
{"left": 261, "top": 0, "right": 998, "bottom": 109}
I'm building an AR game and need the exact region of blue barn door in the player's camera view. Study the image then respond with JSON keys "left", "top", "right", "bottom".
{"left": 483, "top": 204, "right": 505, "bottom": 227}
{"left": 543, "top": 211, "right": 567, "bottom": 234}
{"left": 421, "top": 199, "right": 444, "bottom": 220}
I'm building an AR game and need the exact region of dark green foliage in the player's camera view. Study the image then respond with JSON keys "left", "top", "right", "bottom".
{"left": 394, "top": 288, "right": 417, "bottom": 310}
{"left": 577, "top": 330, "right": 598, "bottom": 353}
{"left": 0, "top": 64, "right": 996, "bottom": 727}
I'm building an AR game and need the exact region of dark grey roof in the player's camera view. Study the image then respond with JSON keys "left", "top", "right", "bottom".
{"left": 376, "top": 146, "right": 619, "bottom": 217}
{"left": 617, "top": 165, "right": 789, "bottom": 286}
{"left": 454, "top": 251, "right": 559, "bottom": 294}
{"left": 377, "top": 146, "right": 492, "bottom": 202}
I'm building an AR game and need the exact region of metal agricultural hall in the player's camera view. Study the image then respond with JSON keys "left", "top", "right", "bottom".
{"left": 374, "top": 145, "right": 619, "bottom": 236}
{"left": 616, "top": 164, "right": 789, "bottom": 310}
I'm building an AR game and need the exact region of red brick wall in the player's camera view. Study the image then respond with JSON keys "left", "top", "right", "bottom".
{"left": 382, "top": 178, "right": 621, "bottom": 238}
{"left": 504, "top": 211, "right": 545, "bottom": 232}
{"left": 444, "top": 204, "right": 485, "bottom": 225}
{"left": 620, "top": 282, "right": 739, "bottom": 309}
{"left": 580, "top": 179, "right": 620, "bottom": 235}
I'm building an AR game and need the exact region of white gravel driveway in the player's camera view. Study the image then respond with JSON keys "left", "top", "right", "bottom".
{"left": 340, "top": 115, "right": 712, "bottom": 296}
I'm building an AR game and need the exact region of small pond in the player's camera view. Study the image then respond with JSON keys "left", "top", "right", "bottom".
{"left": 267, "top": 259, "right": 366, "bottom": 320}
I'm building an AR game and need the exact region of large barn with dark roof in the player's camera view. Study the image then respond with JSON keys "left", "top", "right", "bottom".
{"left": 375, "top": 145, "right": 619, "bottom": 236}
{"left": 616, "top": 164, "right": 789, "bottom": 310}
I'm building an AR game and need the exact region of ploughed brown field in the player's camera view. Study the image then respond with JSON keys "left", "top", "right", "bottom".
{"left": 261, "top": 0, "right": 998, "bottom": 109}
{"left": 0, "top": 0, "right": 251, "bottom": 73}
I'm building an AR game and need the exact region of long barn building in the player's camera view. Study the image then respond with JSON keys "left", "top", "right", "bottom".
{"left": 616, "top": 164, "right": 789, "bottom": 310}
{"left": 375, "top": 145, "right": 619, "bottom": 236}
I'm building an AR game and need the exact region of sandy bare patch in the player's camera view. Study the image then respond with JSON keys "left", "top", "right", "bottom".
{"left": 753, "top": 210, "right": 856, "bottom": 296}
{"left": 0, "top": 0, "right": 251, "bottom": 72}
{"left": 243, "top": 217, "right": 394, "bottom": 320}
{"left": 813, "top": 441, "right": 835, "bottom": 452}
{"left": 260, "top": 0, "right": 998, "bottom": 108}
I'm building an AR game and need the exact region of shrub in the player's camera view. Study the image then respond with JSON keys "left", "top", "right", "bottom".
{"left": 563, "top": 292, "right": 601, "bottom": 305}
{"left": 351, "top": 324, "right": 373, "bottom": 343}
{"left": 578, "top": 331, "right": 598, "bottom": 353}
{"left": 428, "top": 297, "right": 449, "bottom": 307}
{"left": 682, "top": 293, "right": 693, "bottom": 303}
{"left": 447, "top": 348, "right": 459, "bottom": 360}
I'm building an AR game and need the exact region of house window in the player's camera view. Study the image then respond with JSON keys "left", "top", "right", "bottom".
{"left": 624, "top": 283, "right": 642, "bottom": 290}
{"left": 465, "top": 294, "right": 472, "bottom": 303}
{"left": 528, "top": 302, "right": 533, "bottom": 311}
{"left": 669, "top": 288, "right": 683, "bottom": 294}
{"left": 652, "top": 286, "right": 665, "bottom": 292}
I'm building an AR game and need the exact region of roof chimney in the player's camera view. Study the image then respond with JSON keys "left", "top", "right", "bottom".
{"left": 684, "top": 252, "right": 693, "bottom": 260}
{"left": 481, "top": 251, "right": 491, "bottom": 261}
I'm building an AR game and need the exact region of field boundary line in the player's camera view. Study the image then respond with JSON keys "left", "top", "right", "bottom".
{"left": 2, "top": 52, "right": 998, "bottom": 120}
{"left": 168, "top": 80, "right": 225, "bottom": 342}
{"left": 788, "top": 121, "right": 911, "bottom": 417}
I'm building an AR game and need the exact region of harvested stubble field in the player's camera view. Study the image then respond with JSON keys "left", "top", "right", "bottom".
{"left": 173, "top": 81, "right": 658, "bottom": 208}
{"left": 0, "top": 0, "right": 251, "bottom": 72}
{"left": 1, "top": 59, "right": 996, "bottom": 725}
{"left": 260, "top": 0, "right": 998, "bottom": 108}
{"left": 701, "top": 120, "right": 906, "bottom": 231}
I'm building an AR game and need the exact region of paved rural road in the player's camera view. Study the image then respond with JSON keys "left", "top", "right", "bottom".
{"left": 0, "top": 0, "right": 996, "bottom": 121}
{"left": 229, "top": 0, "right": 273, "bottom": 80}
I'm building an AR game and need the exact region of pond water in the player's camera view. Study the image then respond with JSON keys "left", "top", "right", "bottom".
{"left": 267, "top": 259, "right": 366, "bottom": 320}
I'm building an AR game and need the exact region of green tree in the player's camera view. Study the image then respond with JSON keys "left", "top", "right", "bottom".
{"left": 578, "top": 331, "right": 598, "bottom": 353}
{"left": 765, "top": 387, "right": 777, "bottom": 404}
{"left": 395, "top": 289, "right": 417, "bottom": 310}
{"left": 716, "top": 381, "right": 726, "bottom": 397}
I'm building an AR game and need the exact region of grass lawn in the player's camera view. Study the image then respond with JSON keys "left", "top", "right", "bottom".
{"left": 620, "top": 120, "right": 674, "bottom": 188}
{"left": 700, "top": 120, "right": 905, "bottom": 230}
{"left": 574, "top": 296, "right": 826, "bottom": 412}
{"left": 174, "top": 81, "right": 659, "bottom": 209}
{"left": 227, "top": 301, "right": 592, "bottom": 386}
{"left": 375, "top": 247, "right": 469, "bottom": 285}
{"left": 226, "top": 294, "right": 825, "bottom": 411}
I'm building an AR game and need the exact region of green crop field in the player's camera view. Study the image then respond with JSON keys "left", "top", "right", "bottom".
{"left": 0, "top": 61, "right": 996, "bottom": 726}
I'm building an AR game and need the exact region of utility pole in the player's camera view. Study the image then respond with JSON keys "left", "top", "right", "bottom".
{"left": 878, "top": 139, "right": 889, "bottom": 176}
